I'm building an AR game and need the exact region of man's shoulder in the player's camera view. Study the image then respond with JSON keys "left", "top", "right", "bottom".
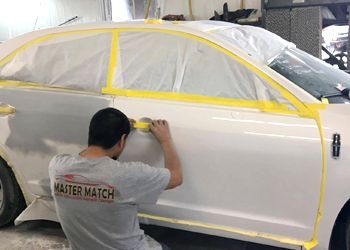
{"left": 117, "top": 161, "right": 152, "bottom": 170}
{"left": 50, "top": 154, "right": 72, "bottom": 163}
{"left": 49, "top": 154, "right": 73, "bottom": 168}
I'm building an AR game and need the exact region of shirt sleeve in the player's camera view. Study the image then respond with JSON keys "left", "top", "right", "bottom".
{"left": 118, "top": 162, "right": 171, "bottom": 204}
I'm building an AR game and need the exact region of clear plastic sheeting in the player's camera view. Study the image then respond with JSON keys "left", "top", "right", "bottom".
{"left": 0, "top": 32, "right": 111, "bottom": 92}
{"left": 179, "top": 38, "right": 280, "bottom": 101}
{"left": 115, "top": 31, "right": 178, "bottom": 92}
{"left": 115, "top": 30, "right": 291, "bottom": 105}
{"left": 181, "top": 21, "right": 294, "bottom": 64}
{"left": 269, "top": 47, "right": 350, "bottom": 102}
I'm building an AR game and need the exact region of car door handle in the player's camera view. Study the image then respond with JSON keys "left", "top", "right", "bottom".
{"left": 0, "top": 104, "right": 16, "bottom": 115}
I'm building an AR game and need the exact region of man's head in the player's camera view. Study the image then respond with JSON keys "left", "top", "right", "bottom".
{"left": 88, "top": 108, "right": 130, "bottom": 158}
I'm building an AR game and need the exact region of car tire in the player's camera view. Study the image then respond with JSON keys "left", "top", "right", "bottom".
{"left": 0, "top": 159, "right": 26, "bottom": 227}
{"left": 330, "top": 210, "right": 350, "bottom": 250}
{"left": 346, "top": 218, "right": 350, "bottom": 250}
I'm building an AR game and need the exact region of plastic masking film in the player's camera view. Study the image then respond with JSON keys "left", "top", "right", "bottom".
{"left": 0, "top": 32, "right": 111, "bottom": 92}
{"left": 113, "top": 30, "right": 294, "bottom": 109}
{"left": 190, "top": 21, "right": 293, "bottom": 64}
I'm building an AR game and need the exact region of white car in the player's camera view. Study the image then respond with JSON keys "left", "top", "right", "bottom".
{"left": 0, "top": 20, "right": 349, "bottom": 250}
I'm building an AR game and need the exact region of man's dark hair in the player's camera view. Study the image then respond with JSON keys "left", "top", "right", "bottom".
{"left": 88, "top": 108, "right": 130, "bottom": 149}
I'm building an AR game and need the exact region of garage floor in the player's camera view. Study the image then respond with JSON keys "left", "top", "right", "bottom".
{"left": 0, "top": 221, "right": 287, "bottom": 250}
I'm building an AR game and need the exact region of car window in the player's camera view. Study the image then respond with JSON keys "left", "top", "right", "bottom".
{"left": 0, "top": 32, "right": 111, "bottom": 92}
{"left": 269, "top": 47, "right": 350, "bottom": 104}
{"left": 178, "top": 39, "right": 285, "bottom": 102}
{"left": 114, "top": 31, "right": 178, "bottom": 92}
{"left": 113, "top": 30, "right": 292, "bottom": 107}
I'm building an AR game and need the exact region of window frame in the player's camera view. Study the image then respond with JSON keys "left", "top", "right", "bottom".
{"left": 0, "top": 27, "right": 310, "bottom": 117}
{"left": 102, "top": 28, "right": 309, "bottom": 117}
{"left": 0, "top": 29, "right": 113, "bottom": 93}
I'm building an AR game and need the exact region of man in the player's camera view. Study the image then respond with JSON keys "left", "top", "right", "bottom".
{"left": 49, "top": 108, "right": 182, "bottom": 250}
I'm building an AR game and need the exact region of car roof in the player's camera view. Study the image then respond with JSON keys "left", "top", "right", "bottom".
{"left": 0, "top": 20, "right": 294, "bottom": 65}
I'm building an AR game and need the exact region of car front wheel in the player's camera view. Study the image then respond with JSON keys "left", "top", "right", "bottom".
{"left": 0, "top": 159, "right": 26, "bottom": 227}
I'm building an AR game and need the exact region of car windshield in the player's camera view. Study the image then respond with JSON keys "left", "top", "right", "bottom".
{"left": 268, "top": 47, "right": 350, "bottom": 103}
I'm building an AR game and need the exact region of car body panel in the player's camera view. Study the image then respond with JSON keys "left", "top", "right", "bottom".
{"left": 0, "top": 86, "right": 113, "bottom": 196}
{"left": 116, "top": 96, "right": 322, "bottom": 241}
{"left": 0, "top": 21, "right": 349, "bottom": 250}
{"left": 316, "top": 105, "right": 350, "bottom": 249}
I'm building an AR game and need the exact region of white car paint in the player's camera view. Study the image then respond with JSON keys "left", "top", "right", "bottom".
{"left": 0, "top": 21, "right": 349, "bottom": 250}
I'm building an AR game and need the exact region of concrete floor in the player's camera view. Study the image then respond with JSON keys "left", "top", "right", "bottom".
{"left": 0, "top": 221, "right": 287, "bottom": 250}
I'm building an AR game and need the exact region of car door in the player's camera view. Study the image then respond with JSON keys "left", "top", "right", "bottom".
{"left": 0, "top": 31, "right": 114, "bottom": 197}
{"left": 107, "top": 29, "right": 322, "bottom": 243}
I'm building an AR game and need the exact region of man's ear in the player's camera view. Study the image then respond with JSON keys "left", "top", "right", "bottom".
{"left": 118, "top": 134, "right": 127, "bottom": 149}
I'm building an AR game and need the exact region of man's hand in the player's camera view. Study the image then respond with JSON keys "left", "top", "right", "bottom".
{"left": 150, "top": 120, "right": 172, "bottom": 145}
{"left": 150, "top": 119, "right": 182, "bottom": 189}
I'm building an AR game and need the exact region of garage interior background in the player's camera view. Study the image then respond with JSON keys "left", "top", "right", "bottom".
{"left": 0, "top": 0, "right": 349, "bottom": 71}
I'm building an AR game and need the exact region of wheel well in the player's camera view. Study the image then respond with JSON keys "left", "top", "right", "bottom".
{"left": 0, "top": 156, "right": 27, "bottom": 205}
{"left": 329, "top": 199, "right": 350, "bottom": 250}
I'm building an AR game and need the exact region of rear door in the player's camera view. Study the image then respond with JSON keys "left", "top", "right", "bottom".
{"left": 108, "top": 29, "right": 322, "bottom": 242}
{"left": 0, "top": 31, "right": 114, "bottom": 197}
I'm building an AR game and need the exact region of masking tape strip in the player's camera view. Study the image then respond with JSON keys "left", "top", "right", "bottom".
{"left": 305, "top": 103, "right": 327, "bottom": 110}
{"left": 0, "top": 106, "right": 15, "bottom": 114}
{"left": 102, "top": 87, "right": 300, "bottom": 115}
{"left": 0, "top": 79, "right": 298, "bottom": 117}
{"left": 302, "top": 112, "right": 326, "bottom": 250}
{"left": 106, "top": 31, "right": 118, "bottom": 89}
{"left": 133, "top": 121, "right": 149, "bottom": 129}
{"left": 321, "top": 97, "right": 329, "bottom": 104}
{"left": 138, "top": 213, "right": 306, "bottom": 247}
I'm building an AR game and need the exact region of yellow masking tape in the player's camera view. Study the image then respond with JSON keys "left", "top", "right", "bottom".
{"left": 144, "top": 19, "right": 163, "bottom": 24}
{"left": 305, "top": 103, "right": 327, "bottom": 110}
{"left": 302, "top": 112, "right": 326, "bottom": 250}
{"left": 321, "top": 97, "right": 329, "bottom": 104}
{"left": 138, "top": 213, "right": 305, "bottom": 246}
{"left": 133, "top": 121, "right": 150, "bottom": 129}
{"left": 102, "top": 87, "right": 298, "bottom": 115}
{"left": 106, "top": 31, "right": 118, "bottom": 89}
{"left": 0, "top": 105, "right": 15, "bottom": 114}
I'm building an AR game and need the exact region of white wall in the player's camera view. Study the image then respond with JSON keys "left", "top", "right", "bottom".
{"left": 0, "top": 0, "right": 109, "bottom": 42}
{"left": 158, "top": 0, "right": 261, "bottom": 20}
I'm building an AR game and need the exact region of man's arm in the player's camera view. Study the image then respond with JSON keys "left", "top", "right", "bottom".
{"left": 150, "top": 120, "right": 182, "bottom": 190}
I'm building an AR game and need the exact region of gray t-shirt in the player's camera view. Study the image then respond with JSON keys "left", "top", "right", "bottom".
{"left": 49, "top": 154, "right": 170, "bottom": 250}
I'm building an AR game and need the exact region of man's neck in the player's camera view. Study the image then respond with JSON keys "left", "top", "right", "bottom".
{"left": 80, "top": 146, "right": 111, "bottom": 159}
